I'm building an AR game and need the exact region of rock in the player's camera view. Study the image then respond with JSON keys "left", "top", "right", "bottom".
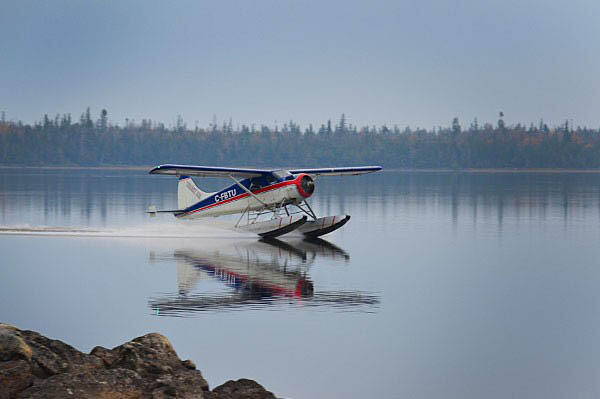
{"left": 0, "top": 324, "right": 276, "bottom": 399}
{"left": 89, "top": 345, "right": 116, "bottom": 368}
{"left": 19, "top": 369, "right": 145, "bottom": 399}
{"left": 0, "top": 360, "right": 34, "bottom": 399}
{"left": 150, "top": 370, "right": 208, "bottom": 398}
{"left": 106, "top": 333, "right": 180, "bottom": 377}
{"left": 207, "top": 379, "right": 277, "bottom": 399}
{"left": 182, "top": 359, "right": 196, "bottom": 370}
{"left": 100, "top": 333, "right": 208, "bottom": 391}
{"left": 0, "top": 324, "right": 32, "bottom": 362}
{"left": 19, "top": 329, "right": 103, "bottom": 378}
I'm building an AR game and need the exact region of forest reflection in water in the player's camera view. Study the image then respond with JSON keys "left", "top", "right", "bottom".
{"left": 1, "top": 169, "right": 599, "bottom": 230}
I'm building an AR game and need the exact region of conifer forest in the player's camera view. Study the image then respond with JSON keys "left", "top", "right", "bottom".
{"left": 1, "top": 109, "right": 598, "bottom": 169}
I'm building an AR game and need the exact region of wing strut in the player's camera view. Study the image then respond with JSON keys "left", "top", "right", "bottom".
{"left": 227, "top": 175, "right": 277, "bottom": 215}
{"left": 302, "top": 200, "right": 318, "bottom": 220}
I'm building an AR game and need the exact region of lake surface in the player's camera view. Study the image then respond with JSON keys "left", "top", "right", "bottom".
{"left": 2, "top": 168, "right": 600, "bottom": 398}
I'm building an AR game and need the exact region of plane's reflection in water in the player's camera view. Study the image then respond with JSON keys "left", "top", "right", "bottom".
{"left": 148, "top": 238, "right": 378, "bottom": 316}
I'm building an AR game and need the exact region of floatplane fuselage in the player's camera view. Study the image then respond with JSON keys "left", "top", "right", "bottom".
{"left": 148, "top": 164, "right": 382, "bottom": 238}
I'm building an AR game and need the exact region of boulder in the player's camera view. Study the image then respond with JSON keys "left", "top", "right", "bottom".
{"left": 0, "top": 324, "right": 275, "bottom": 399}
{"left": 0, "top": 324, "right": 32, "bottom": 362}
{"left": 181, "top": 359, "right": 196, "bottom": 370}
{"left": 0, "top": 360, "right": 34, "bottom": 399}
{"left": 89, "top": 345, "right": 116, "bottom": 368}
{"left": 19, "top": 329, "right": 103, "bottom": 378}
{"left": 103, "top": 333, "right": 187, "bottom": 378}
{"left": 207, "top": 379, "right": 277, "bottom": 399}
{"left": 89, "top": 333, "right": 210, "bottom": 394}
{"left": 18, "top": 369, "right": 145, "bottom": 399}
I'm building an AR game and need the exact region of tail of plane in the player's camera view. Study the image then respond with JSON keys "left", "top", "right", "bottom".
{"left": 178, "top": 175, "right": 209, "bottom": 209}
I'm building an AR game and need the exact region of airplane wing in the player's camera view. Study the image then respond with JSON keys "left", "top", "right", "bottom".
{"left": 149, "top": 164, "right": 272, "bottom": 178}
{"left": 288, "top": 166, "right": 382, "bottom": 176}
{"left": 149, "top": 164, "right": 383, "bottom": 178}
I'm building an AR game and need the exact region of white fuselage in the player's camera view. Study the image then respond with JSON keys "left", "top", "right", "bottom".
{"left": 176, "top": 175, "right": 311, "bottom": 219}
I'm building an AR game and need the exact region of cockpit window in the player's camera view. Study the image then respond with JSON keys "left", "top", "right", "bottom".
{"left": 249, "top": 176, "right": 275, "bottom": 191}
{"left": 249, "top": 172, "right": 289, "bottom": 191}
{"left": 249, "top": 178, "right": 263, "bottom": 191}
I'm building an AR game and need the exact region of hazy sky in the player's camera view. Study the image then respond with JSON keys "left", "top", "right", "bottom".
{"left": 2, "top": 0, "right": 599, "bottom": 129}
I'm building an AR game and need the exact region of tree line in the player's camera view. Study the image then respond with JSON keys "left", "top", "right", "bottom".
{"left": 1, "top": 109, "right": 599, "bottom": 169}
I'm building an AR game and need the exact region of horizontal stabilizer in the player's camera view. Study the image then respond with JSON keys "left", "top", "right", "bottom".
{"left": 146, "top": 205, "right": 183, "bottom": 214}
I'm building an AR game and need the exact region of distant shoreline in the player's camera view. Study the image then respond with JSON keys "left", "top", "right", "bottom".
{"left": 385, "top": 168, "right": 600, "bottom": 173}
{"left": 1, "top": 165, "right": 600, "bottom": 173}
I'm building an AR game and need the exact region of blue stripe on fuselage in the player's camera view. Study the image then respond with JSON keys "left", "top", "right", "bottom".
{"left": 181, "top": 181, "right": 247, "bottom": 214}
{"left": 179, "top": 173, "right": 287, "bottom": 215}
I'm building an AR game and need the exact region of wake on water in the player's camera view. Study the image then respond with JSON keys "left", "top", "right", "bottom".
{"left": 0, "top": 219, "right": 256, "bottom": 239}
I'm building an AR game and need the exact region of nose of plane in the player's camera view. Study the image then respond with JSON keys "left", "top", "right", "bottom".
{"left": 295, "top": 278, "right": 314, "bottom": 297}
{"left": 295, "top": 174, "right": 315, "bottom": 198}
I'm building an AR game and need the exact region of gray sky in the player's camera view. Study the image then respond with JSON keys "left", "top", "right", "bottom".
{"left": 1, "top": 0, "right": 599, "bottom": 129}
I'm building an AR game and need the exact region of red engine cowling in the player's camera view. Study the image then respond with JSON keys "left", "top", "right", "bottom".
{"left": 294, "top": 173, "right": 315, "bottom": 198}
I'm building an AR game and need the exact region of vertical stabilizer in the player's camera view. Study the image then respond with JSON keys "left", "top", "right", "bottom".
{"left": 178, "top": 176, "right": 209, "bottom": 209}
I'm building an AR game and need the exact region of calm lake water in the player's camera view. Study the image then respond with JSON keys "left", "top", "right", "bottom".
{"left": 2, "top": 168, "right": 600, "bottom": 398}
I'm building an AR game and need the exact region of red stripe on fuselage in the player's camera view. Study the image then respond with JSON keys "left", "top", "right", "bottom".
{"left": 206, "top": 264, "right": 299, "bottom": 297}
{"left": 179, "top": 180, "right": 297, "bottom": 217}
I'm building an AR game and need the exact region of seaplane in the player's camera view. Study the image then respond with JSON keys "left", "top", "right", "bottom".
{"left": 147, "top": 164, "right": 382, "bottom": 238}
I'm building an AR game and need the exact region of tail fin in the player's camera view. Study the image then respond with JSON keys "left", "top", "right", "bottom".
{"left": 178, "top": 176, "right": 209, "bottom": 209}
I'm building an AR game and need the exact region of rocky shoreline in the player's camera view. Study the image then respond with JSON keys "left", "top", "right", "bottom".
{"left": 0, "top": 323, "right": 276, "bottom": 399}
